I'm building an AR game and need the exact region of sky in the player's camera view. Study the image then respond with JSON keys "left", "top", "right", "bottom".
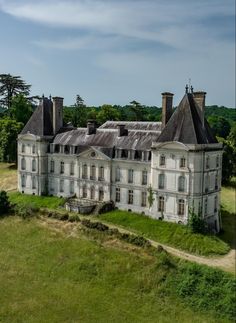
{"left": 0, "top": 0, "right": 235, "bottom": 107}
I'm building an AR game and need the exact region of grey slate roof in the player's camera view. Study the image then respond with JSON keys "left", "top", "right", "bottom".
{"left": 53, "top": 128, "right": 160, "bottom": 150}
{"left": 99, "top": 121, "right": 162, "bottom": 132}
{"left": 20, "top": 98, "right": 54, "bottom": 136}
{"left": 157, "top": 93, "right": 218, "bottom": 144}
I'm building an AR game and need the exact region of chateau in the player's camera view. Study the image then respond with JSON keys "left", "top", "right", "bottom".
{"left": 18, "top": 87, "right": 223, "bottom": 232}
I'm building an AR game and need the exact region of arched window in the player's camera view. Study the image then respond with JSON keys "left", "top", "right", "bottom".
{"left": 21, "top": 158, "right": 26, "bottom": 170}
{"left": 82, "top": 164, "right": 87, "bottom": 179}
{"left": 158, "top": 196, "right": 164, "bottom": 212}
{"left": 90, "top": 186, "right": 95, "bottom": 200}
{"left": 160, "top": 155, "right": 166, "bottom": 166}
{"left": 178, "top": 176, "right": 185, "bottom": 192}
{"left": 32, "top": 159, "right": 36, "bottom": 172}
{"left": 32, "top": 176, "right": 36, "bottom": 189}
{"left": 99, "top": 166, "right": 104, "bottom": 180}
{"left": 99, "top": 188, "right": 104, "bottom": 201}
{"left": 178, "top": 199, "right": 185, "bottom": 215}
{"left": 60, "top": 161, "right": 64, "bottom": 174}
{"left": 22, "top": 144, "right": 25, "bottom": 153}
{"left": 21, "top": 174, "right": 26, "bottom": 188}
{"left": 158, "top": 174, "right": 165, "bottom": 189}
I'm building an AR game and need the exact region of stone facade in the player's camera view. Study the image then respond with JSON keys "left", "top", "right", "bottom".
{"left": 18, "top": 88, "right": 223, "bottom": 232}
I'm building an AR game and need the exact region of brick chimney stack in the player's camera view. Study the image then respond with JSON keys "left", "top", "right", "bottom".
{"left": 52, "top": 97, "right": 63, "bottom": 135}
{"left": 161, "top": 92, "right": 174, "bottom": 129}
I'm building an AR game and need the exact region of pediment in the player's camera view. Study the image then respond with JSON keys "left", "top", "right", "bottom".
{"left": 153, "top": 141, "right": 190, "bottom": 151}
{"left": 18, "top": 133, "right": 39, "bottom": 141}
{"left": 78, "top": 147, "right": 111, "bottom": 161}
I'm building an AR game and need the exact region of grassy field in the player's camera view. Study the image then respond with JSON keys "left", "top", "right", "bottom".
{"left": 8, "top": 191, "right": 65, "bottom": 210}
{"left": 0, "top": 163, "right": 17, "bottom": 191}
{"left": 98, "top": 210, "right": 230, "bottom": 256}
{"left": 0, "top": 216, "right": 234, "bottom": 323}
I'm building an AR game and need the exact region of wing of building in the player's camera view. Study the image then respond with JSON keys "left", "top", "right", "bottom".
{"left": 18, "top": 88, "right": 223, "bottom": 232}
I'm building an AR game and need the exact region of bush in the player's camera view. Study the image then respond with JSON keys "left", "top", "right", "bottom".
{"left": 68, "top": 214, "right": 80, "bottom": 222}
{"left": 119, "top": 232, "right": 151, "bottom": 248}
{"left": 81, "top": 219, "right": 109, "bottom": 231}
{"left": 188, "top": 211, "right": 206, "bottom": 234}
{"left": 15, "top": 204, "right": 39, "bottom": 219}
{"left": 0, "top": 190, "right": 10, "bottom": 215}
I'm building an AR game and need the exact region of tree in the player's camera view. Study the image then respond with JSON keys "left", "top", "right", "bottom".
{"left": 0, "top": 118, "right": 23, "bottom": 162}
{"left": 129, "top": 100, "right": 145, "bottom": 121}
{"left": 9, "top": 94, "right": 33, "bottom": 125}
{"left": 71, "top": 94, "right": 87, "bottom": 127}
{"left": 187, "top": 210, "right": 206, "bottom": 234}
{"left": 97, "top": 105, "right": 120, "bottom": 124}
{"left": 0, "top": 74, "right": 31, "bottom": 109}
{"left": 0, "top": 191, "right": 10, "bottom": 216}
{"left": 207, "top": 116, "right": 231, "bottom": 139}
{"left": 217, "top": 137, "right": 235, "bottom": 184}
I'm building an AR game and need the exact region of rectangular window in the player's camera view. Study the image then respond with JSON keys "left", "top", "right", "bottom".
{"left": 128, "top": 169, "right": 134, "bottom": 183}
{"left": 32, "top": 176, "right": 36, "bottom": 189}
{"left": 60, "top": 161, "right": 64, "bottom": 174}
{"left": 180, "top": 157, "right": 186, "bottom": 168}
{"left": 70, "top": 181, "right": 74, "bottom": 194}
{"left": 142, "top": 170, "right": 147, "bottom": 185}
{"left": 50, "top": 160, "right": 54, "bottom": 173}
{"left": 50, "top": 179, "right": 54, "bottom": 192}
{"left": 141, "top": 191, "right": 147, "bottom": 207}
{"left": 115, "top": 167, "right": 120, "bottom": 182}
{"left": 60, "top": 180, "right": 64, "bottom": 193}
{"left": 90, "top": 165, "right": 96, "bottom": 180}
{"left": 116, "top": 188, "right": 120, "bottom": 202}
{"left": 206, "top": 156, "right": 210, "bottom": 169}
{"left": 32, "top": 145, "right": 36, "bottom": 154}
{"left": 82, "top": 186, "right": 87, "bottom": 198}
{"left": 21, "top": 175, "right": 26, "bottom": 188}
{"left": 158, "top": 174, "right": 165, "bottom": 189}
{"left": 82, "top": 164, "right": 87, "bottom": 179}
{"left": 99, "top": 166, "right": 104, "bottom": 181}
{"left": 128, "top": 190, "right": 133, "bottom": 204}
{"left": 160, "top": 155, "right": 165, "bottom": 166}
{"left": 99, "top": 188, "right": 104, "bottom": 201}
{"left": 158, "top": 196, "right": 164, "bottom": 212}
{"left": 204, "top": 198, "right": 208, "bottom": 215}
{"left": 178, "top": 199, "right": 185, "bottom": 216}
{"left": 70, "top": 163, "right": 74, "bottom": 176}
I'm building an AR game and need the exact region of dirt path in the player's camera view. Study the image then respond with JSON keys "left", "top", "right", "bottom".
{"left": 40, "top": 216, "right": 236, "bottom": 274}
{"left": 103, "top": 222, "right": 236, "bottom": 273}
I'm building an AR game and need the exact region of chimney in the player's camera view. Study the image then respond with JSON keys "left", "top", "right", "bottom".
{"left": 87, "top": 120, "right": 96, "bottom": 135}
{"left": 52, "top": 97, "right": 63, "bottom": 134}
{"left": 161, "top": 92, "right": 174, "bottom": 129}
{"left": 118, "top": 124, "right": 128, "bottom": 137}
{"left": 193, "top": 91, "right": 206, "bottom": 126}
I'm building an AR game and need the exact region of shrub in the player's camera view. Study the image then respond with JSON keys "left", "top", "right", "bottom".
{"left": 0, "top": 190, "right": 10, "bottom": 215}
{"left": 15, "top": 204, "right": 39, "bottom": 219}
{"left": 119, "top": 232, "right": 151, "bottom": 248}
{"left": 81, "top": 219, "right": 109, "bottom": 231}
{"left": 68, "top": 214, "right": 80, "bottom": 222}
{"left": 188, "top": 211, "right": 206, "bottom": 234}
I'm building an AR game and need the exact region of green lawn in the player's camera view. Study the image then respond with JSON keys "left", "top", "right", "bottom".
{"left": 8, "top": 191, "right": 65, "bottom": 210}
{"left": 0, "top": 216, "right": 234, "bottom": 323}
{"left": 98, "top": 211, "right": 230, "bottom": 256}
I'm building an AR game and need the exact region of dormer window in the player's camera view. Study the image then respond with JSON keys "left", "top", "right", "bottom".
{"left": 64, "top": 145, "right": 70, "bottom": 154}
{"left": 180, "top": 157, "right": 186, "bottom": 168}
{"left": 121, "top": 149, "right": 128, "bottom": 159}
{"left": 160, "top": 155, "right": 166, "bottom": 166}
{"left": 134, "top": 150, "right": 142, "bottom": 160}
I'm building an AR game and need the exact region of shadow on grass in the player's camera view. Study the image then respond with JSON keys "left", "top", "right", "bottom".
{"left": 9, "top": 164, "right": 17, "bottom": 170}
{"left": 218, "top": 208, "right": 236, "bottom": 249}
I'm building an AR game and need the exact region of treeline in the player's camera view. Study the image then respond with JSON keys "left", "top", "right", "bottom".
{"left": 0, "top": 73, "right": 235, "bottom": 183}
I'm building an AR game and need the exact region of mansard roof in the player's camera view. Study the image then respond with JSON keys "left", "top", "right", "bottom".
{"left": 157, "top": 93, "right": 217, "bottom": 144}
{"left": 20, "top": 98, "right": 54, "bottom": 137}
{"left": 99, "top": 121, "right": 162, "bottom": 132}
{"left": 53, "top": 128, "right": 160, "bottom": 150}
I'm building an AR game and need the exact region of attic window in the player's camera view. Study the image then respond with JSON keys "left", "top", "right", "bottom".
{"left": 64, "top": 145, "right": 70, "bottom": 154}
{"left": 121, "top": 149, "right": 128, "bottom": 159}
{"left": 54, "top": 145, "right": 60, "bottom": 153}
{"left": 134, "top": 150, "right": 142, "bottom": 160}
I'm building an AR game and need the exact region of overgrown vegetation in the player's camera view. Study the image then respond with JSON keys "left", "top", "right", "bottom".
{"left": 99, "top": 210, "right": 230, "bottom": 256}
{"left": 0, "top": 190, "right": 10, "bottom": 215}
{"left": 0, "top": 216, "right": 234, "bottom": 322}
{"left": 187, "top": 210, "right": 206, "bottom": 234}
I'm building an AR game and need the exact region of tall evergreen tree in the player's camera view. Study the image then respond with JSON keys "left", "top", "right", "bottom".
{"left": 0, "top": 74, "right": 31, "bottom": 109}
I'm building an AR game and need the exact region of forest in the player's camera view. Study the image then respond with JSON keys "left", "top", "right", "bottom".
{"left": 0, "top": 74, "right": 235, "bottom": 183}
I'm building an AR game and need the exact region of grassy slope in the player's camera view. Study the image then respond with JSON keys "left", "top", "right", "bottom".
{"left": 0, "top": 163, "right": 17, "bottom": 191}
{"left": 0, "top": 217, "right": 233, "bottom": 323}
{"left": 99, "top": 211, "right": 229, "bottom": 256}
